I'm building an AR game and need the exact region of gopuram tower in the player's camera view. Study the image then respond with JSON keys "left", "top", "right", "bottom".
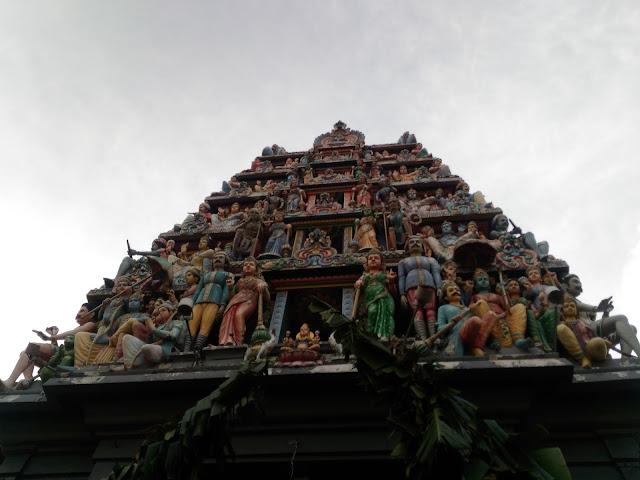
{"left": 1, "top": 122, "right": 639, "bottom": 479}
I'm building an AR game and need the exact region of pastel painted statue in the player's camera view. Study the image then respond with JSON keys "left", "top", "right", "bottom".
{"left": 354, "top": 249, "right": 397, "bottom": 340}
{"left": 398, "top": 235, "right": 442, "bottom": 340}
{"left": 219, "top": 257, "right": 269, "bottom": 346}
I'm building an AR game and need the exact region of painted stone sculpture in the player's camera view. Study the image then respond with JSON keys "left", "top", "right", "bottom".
{"left": 186, "top": 251, "right": 234, "bottom": 353}
{"left": 219, "top": 257, "right": 269, "bottom": 346}
{"left": 471, "top": 269, "right": 532, "bottom": 350}
{"left": 398, "top": 235, "right": 442, "bottom": 339}
{"left": 354, "top": 249, "right": 397, "bottom": 340}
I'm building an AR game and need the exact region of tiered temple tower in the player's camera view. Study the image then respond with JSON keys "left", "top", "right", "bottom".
{"left": 1, "top": 122, "right": 639, "bottom": 479}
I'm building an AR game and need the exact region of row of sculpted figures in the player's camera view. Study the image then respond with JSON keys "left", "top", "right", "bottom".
{"left": 3, "top": 238, "right": 639, "bottom": 391}
{"left": 1, "top": 253, "right": 276, "bottom": 391}
{"left": 352, "top": 238, "right": 640, "bottom": 365}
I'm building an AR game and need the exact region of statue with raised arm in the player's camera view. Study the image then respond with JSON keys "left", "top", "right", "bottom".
{"left": 490, "top": 214, "right": 549, "bottom": 261}
{"left": 562, "top": 274, "right": 640, "bottom": 358}
{"left": 1, "top": 304, "right": 98, "bottom": 391}
{"left": 354, "top": 249, "right": 397, "bottom": 340}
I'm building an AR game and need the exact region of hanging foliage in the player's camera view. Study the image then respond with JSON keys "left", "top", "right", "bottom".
{"left": 308, "top": 299, "right": 572, "bottom": 480}
{"left": 107, "top": 359, "right": 268, "bottom": 480}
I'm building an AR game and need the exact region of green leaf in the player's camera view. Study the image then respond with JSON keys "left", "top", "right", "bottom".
{"left": 390, "top": 441, "right": 408, "bottom": 458}
{"left": 529, "top": 447, "right": 572, "bottom": 480}
{"left": 462, "top": 458, "right": 490, "bottom": 480}
{"left": 410, "top": 385, "right": 426, "bottom": 399}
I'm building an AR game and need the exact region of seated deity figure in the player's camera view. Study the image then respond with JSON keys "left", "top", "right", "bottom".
{"left": 294, "top": 324, "right": 321, "bottom": 351}
{"left": 122, "top": 300, "right": 185, "bottom": 369}
{"left": 562, "top": 274, "right": 640, "bottom": 358}
{"left": 354, "top": 208, "right": 379, "bottom": 249}
{"left": 219, "top": 257, "right": 269, "bottom": 346}
{"left": 392, "top": 165, "right": 419, "bottom": 182}
{"left": 489, "top": 214, "right": 550, "bottom": 261}
{"left": 352, "top": 176, "right": 373, "bottom": 207}
{"left": 354, "top": 249, "right": 397, "bottom": 340}
{"left": 426, "top": 220, "right": 458, "bottom": 262}
{"left": 471, "top": 269, "right": 532, "bottom": 350}
{"left": 428, "top": 158, "right": 452, "bottom": 178}
{"left": 74, "top": 277, "right": 133, "bottom": 367}
{"left": 263, "top": 212, "right": 291, "bottom": 256}
{"left": 437, "top": 281, "right": 497, "bottom": 357}
{"left": 398, "top": 235, "right": 442, "bottom": 339}
{"left": 506, "top": 278, "right": 554, "bottom": 351}
{"left": 1, "top": 304, "right": 98, "bottom": 391}
{"left": 400, "top": 189, "right": 435, "bottom": 217}
{"left": 556, "top": 295, "right": 609, "bottom": 368}
{"left": 107, "top": 294, "right": 152, "bottom": 360}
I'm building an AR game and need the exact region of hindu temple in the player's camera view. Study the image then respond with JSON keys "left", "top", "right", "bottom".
{"left": 1, "top": 122, "right": 639, "bottom": 479}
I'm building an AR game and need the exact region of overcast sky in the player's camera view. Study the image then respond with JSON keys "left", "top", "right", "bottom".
{"left": 1, "top": 1, "right": 639, "bottom": 380}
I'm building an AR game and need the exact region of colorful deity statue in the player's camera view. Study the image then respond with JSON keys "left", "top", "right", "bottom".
{"left": 386, "top": 196, "right": 411, "bottom": 251}
{"left": 186, "top": 251, "right": 234, "bottom": 353}
{"left": 74, "top": 277, "right": 133, "bottom": 367}
{"left": 506, "top": 278, "right": 554, "bottom": 352}
{"left": 562, "top": 274, "right": 640, "bottom": 358}
{"left": 232, "top": 208, "right": 263, "bottom": 260}
{"left": 354, "top": 249, "right": 397, "bottom": 340}
{"left": 263, "top": 190, "right": 285, "bottom": 215}
{"left": 400, "top": 188, "right": 434, "bottom": 217}
{"left": 294, "top": 324, "right": 320, "bottom": 351}
{"left": 352, "top": 175, "right": 373, "bottom": 207}
{"left": 303, "top": 167, "right": 315, "bottom": 184}
{"left": 1, "top": 304, "right": 98, "bottom": 391}
{"left": 186, "top": 235, "right": 217, "bottom": 274}
{"left": 369, "top": 160, "right": 381, "bottom": 179}
{"left": 397, "top": 131, "right": 417, "bottom": 144}
{"left": 437, "top": 281, "right": 496, "bottom": 357}
{"left": 428, "top": 158, "right": 451, "bottom": 178}
{"left": 556, "top": 295, "right": 609, "bottom": 368}
{"left": 107, "top": 294, "right": 151, "bottom": 360}
{"left": 398, "top": 235, "right": 442, "bottom": 339}
{"left": 286, "top": 179, "right": 306, "bottom": 212}
{"left": 471, "top": 269, "right": 532, "bottom": 350}
{"left": 354, "top": 207, "right": 379, "bottom": 249}
{"left": 263, "top": 212, "right": 291, "bottom": 256}
{"left": 490, "top": 214, "right": 549, "bottom": 261}
{"left": 219, "top": 257, "right": 269, "bottom": 346}
{"left": 351, "top": 159, "right": 365, "bottom": 180}
{"left": 375, "top": 177, "right": 397, "bottom": 205}
{"left": 122, "top": 300, "right": 185, "bottom": 369}
{"left": 392, "top": 165, "right": 419, "bottom": 182}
